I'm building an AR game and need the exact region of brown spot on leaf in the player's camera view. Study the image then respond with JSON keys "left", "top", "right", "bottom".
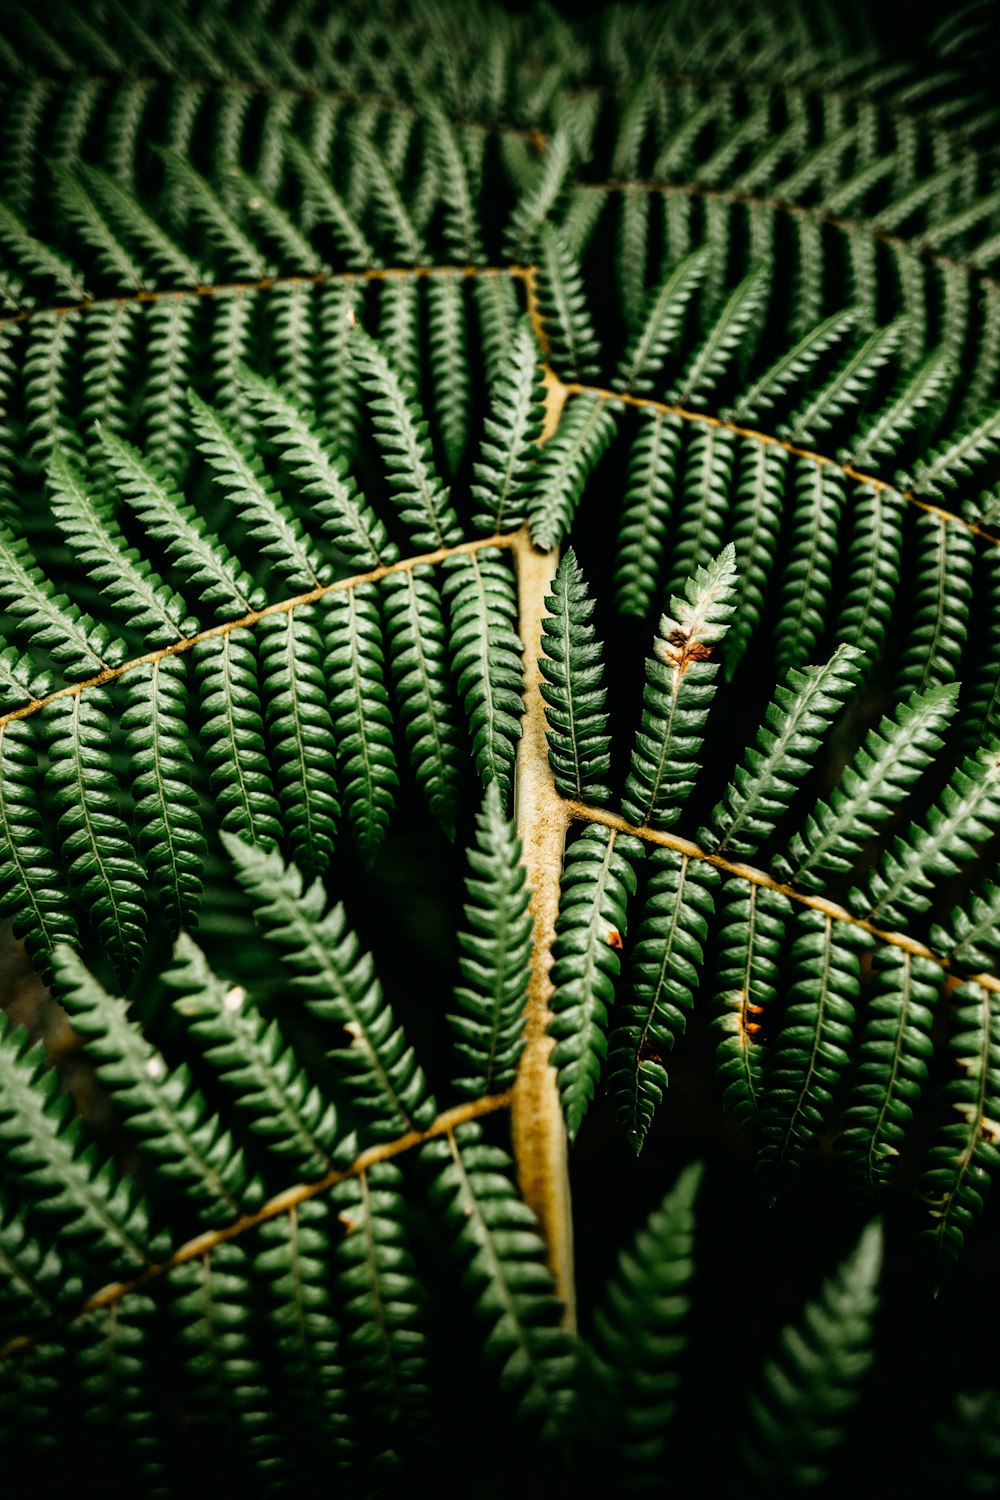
{"left": 606, "top": 927, "right": 623, "bottom": 950}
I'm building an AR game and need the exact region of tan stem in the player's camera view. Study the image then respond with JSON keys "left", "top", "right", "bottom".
{"left": 509, "top": 527, "right": 575, "bottom": 1330}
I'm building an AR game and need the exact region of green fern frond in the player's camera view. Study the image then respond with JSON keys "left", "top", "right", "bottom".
{"left": 758, "top": 911, "right": 870, "bottom": 1190}
{"left": 703, "top": 643, "right": 863, "bottom": 859}
{"left": 775, "top": 681, "right": 959, "bottom": 892}
{"left": 621, "top": 545, "right": 737, "bottom": 830}
{"left": 711, "top": 879, "right": 791, "bottom": 1130}
{"left": 194, "top": 631, "right": 284, "bottom": 854}
{"left": 423, "top": 1123, "right": 576, "bottom": 1437}
{"left": 728, "top": 308, "right": 857, "bottom": 423}
{"left": 447, "top": 785, "right": 531, "bottom": 1098}
{"left": 0, "top": 718, "right": 78, "bottom": 970}
{"left": 549, "top": 825, "right": 642, "bottom": 1142}
{"left": 614, "top": 248, "right": 709, "bottom": 395}
{"left": 839, "top": 947, "right": 941, "bottom": 1194}
{"left": 100, "top": 430, "right": 265, "bottom": 619}
{"left": 539, "top": 548, "right": 612, "bottom": 805}
{"left": 470, "top": 317, "right": 545, "bottom": 536}
{"left": 51, "top": 945, "right": 257, "bottom": 1219}
{"left": 224, "top": 834, "right": 436, "bottom": 1136}
{"left": 330, "top": 1163, "right": 429, "bottom": 1423}
{"left": 535, "top": 221, "right": 601, "bottom": 380}
{"left": 528, "top": 392, "right": 620, "bottom": 551}
{"left": 581, "top": 1161, "right": 700, "bottom": 1489}
{"left": 922, "top": 981, "right": 1000, "bottom": 1269}
{"left": 162, "top": 932, "right": 343, "bottom": 1181}
{"left": 739, "top": 1221, "right": 882, "bottom": 1489}
{"left": 667, "top": 264, "right": 769, "bottom": 407}
{"left": 608, "top": 849, "right": 718, "bottom": 1154}
{"left": 614, "top": 410, "right": 683, "bottom": 619}
{"left": 442, "top": 548, "right": 522, "bottom": 805}
{"left": 0, "top": 1011, "right": 157, "bottom": 1269}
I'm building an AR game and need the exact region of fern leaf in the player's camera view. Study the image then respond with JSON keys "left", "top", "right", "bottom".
{"left": 504, "top": 128, "right": 572, "bottom": 261}
{"left": 896, "top": 512, "right": 974, "bottom": 698}
{"left": 839, "top": 947, "right": 941, "bottom": 1194}
{"left": 50, "top": 946, "right": 256, "bottom": 1219}
{"left": 0, "top": 718, "right": 78, "bottom": 970}
{"left": 47, "top": 448, "right": 195, "bottom": 645}
{"left": 470, "top": 317, "right": 545, "bottom": 535}
{"left": 528, "top": 393, "right": 620, "bottom": 551}
{"left": 722, "top": 441, "right": 788, "bottom": 676}
{"left": 44, "top": 689, "right": 147, "bottom": 981}
{"left": 782, "top": 320, "right": 906, "bottom": 445}
{"left": 608, "top": 849, "right": 718, "bottom": 1154}
{"left": 321, "top": 583, "right": 398, "bottom": 864}
{"left": 158, "top": 151, "right": 273, "bottom": 277}
{"left": 663, "top": 424, "right": 737, "bottom": 602}
{"left": 758, "top": 912, "right": 869, "bottom": 1190}
{"left": 348, "top": 126, "right": 423, "bottom": 262}
{"left": 442, "top": 549, "right": 523, "bottom": 806}
{"left": 100, "top": 430, "right": 264, "bottom": 619}
{"left": 52, "top": 165, "right": 147, "bottom": 290}
{"left": 254, "top": 1202, "right": 353, "bottom": 1469}
{"left": 922, "top": 982, "right": 1000, "bottom": 1269}
{"left": 704, "top": 643, "right": 863, "bottom": 859}
{"left": 728, "top": 308, "right": 858, "bottom": 423}
{"left": 581, "top": 1161, "right": 700, "bottom": 1486}
{"left": 901, "top": 407, "right": 1000, "bottom": 500}
{"left": 382, "top": 566, "right": 461, "bottom": 838}
{"left": 0, "top": 1192, "right": 81, "bottom": 1324}
{"left": 549, "top": 826, "right": 642, "bottom": 1141}
{"left": 350, "top": 328, "right": 462, "bottom": 550}
{"left": 78, "top": 164, "right": 204, "bottom": 282}
{"left": 165, "top": 933, "right": 343, "bottom": 1177}
{"left": 330, "top": 1163, "right": 429, "bottom": 1421}
{"left": 427, "top": 274, "right": 471, "bottom": 475}
{"left": 67, "top": 1296, "right": 168, "bottom": 1484}
{"left": 170, "top": 1243, "right": 278, "bottom": 1467}
{"left": 856, "top": 742, "right": 1000, "bottom": 929}
{"left": 283, "top": 132, "right": 377, "bottom": 267}
{"left": 142, "top": 296, "right": 196, "bottom": 480}
{"left": 447, "top": 784, "right": 531, "bottom": 1098}
{"left": 427, "top": 105, "right": 485, "bottom": 264}
{"left": 539, "top": 548, "right": 612, "bottom": 805}
{"left": 832, "top": 481, "right": 906, "bottom": 660}
{"left": 739, "top": 1221, "right": 882, "bottom": 1489}
{"left": 258, "top": 606, "right": 340, "bottom": 877}
{"left": 614, "top": 248, "right": 709, "bottom": 395}
{"left": 773, "top": 460, "right": 847, "bottom": 669}
{"left": 194, "top": 630, "right": 283, "bottom": 852}
{"left": 423, "top": 1123, "right": 576, "bottom": 1436}
{"left": 667, "top": 264, "right": 769, "bottom": 407}
{"left": 621, "top": 545, "right": 737, "bottom": 830}
{"left": 535, "top": 223, "right": 601, "bottom": 381}
{"left": 934, "top": 881, "right": 1000, "bottom": 974}
{"left": 775, "top": 681, "right": 959, "bottom": 892}
{"left": 0, "top": 1012, "right": 156, "bottom": 1268}
{"left": 189, "top": 389, "right": 327, "bottom": 591}
{"left": 227, "top": 165, "right": 325, "bottom": 270}
{"left": 122, "top": 654, "right": 205, "bottom": 931}
{"left": 224, "top": 834, "right": 436, "bottom": 1136}
{"left": 711, "top": 879, "right": 790, "bottom": 1131}
{"left": 238, "top": 365, "right": 395, "bottom": 570}
{"left": 0, "top": 525, "right": 124, "bottom": 676}
{"left": 847, "top": 348, "right": 956, "bottom": 467}
{"left": 614, "top": 411, "right": 682, "bottom": 620}
{"left": 0, "top": 197, "right": 88, "bottom": 298}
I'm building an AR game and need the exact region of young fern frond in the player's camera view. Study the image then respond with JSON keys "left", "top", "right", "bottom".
{"left": 470, "top": 318, "right": 545, "bottom": 536}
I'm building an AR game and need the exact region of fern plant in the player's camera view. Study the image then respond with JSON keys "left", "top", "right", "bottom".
{"left": 0, "top": 0, "right": 999, "bottom": 1494}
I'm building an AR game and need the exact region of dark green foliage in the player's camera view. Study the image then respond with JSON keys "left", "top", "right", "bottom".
{"left": 608, "top": 848, "right": 718, "bottom": 1153}
{"left": 549, "top": 825, "right": 643, "bottom": 1141}
{"left": 442, "top": 548, "right": 522, "bottom": 805}
{"left": 447, "top": 786, "right": 531, "bottom": 1098}
{"left": 711, "top": 880, "right": 791, "bottom": 1130}
{"left": 581, "top": 1161, "right": 700, "bottom": 1489}
{"left": 539, "top": 548, "right": 612, "bottom": 804}
{"left": 738, "top": 1221, "right": 882, "bottom": 1490}
{"left": 621, "top": 546, "right": 737, "bottom": 830}
{"left": 422, "top": 1122, "right": 576, "bottom": 1438}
